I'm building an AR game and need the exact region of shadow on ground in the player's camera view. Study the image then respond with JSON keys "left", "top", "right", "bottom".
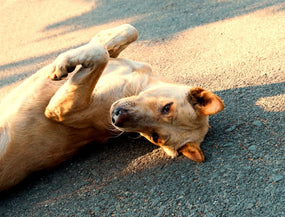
{"left": 1, "top": 82, "right": 284, "bottom": 216}
{"left": 0, "top": 0, "right": 284, "bottom": 88}
{"left": 44, "top": 0, "right": 284, "bottom": 41}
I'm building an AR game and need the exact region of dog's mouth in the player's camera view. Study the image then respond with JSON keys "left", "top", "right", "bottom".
{"left": 110, "top": 101, "right": 145, "bottom": 132}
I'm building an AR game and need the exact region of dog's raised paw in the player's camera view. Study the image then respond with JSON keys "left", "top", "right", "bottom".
{"left": 49, "top": 53, "right": 76, "bottom": 80}
{"left": 49, "top": 67, "right": 66, "bottom": 80}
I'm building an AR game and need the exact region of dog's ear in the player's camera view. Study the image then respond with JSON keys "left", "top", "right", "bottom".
{"left": 187, "top": 87, "right": 224, "bottom": 116}
{"left": 178, "top": 142, "right": 205, "bottom": 162}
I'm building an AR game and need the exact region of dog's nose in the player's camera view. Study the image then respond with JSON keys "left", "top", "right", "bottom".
{"left": 114, "top": 107, "right": 122, "bottom": 116}
{"left": 112, "top": 107, "right": 129, "bottom": 127}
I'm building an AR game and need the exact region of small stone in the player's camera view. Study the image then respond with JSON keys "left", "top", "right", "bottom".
{"left": 269, "top": 174, "right": 284, "bottom": 183}
{"left": 245, "top": 202, "right": 254, "bottom": 209}
{"left": 248, "top": 145, "right": 257, "bottom": 152}
{"left": 225, "top": 125, "right": 237, "bottom": 133}
{"left": 78, "top": 180, "right": 89, "bottom": 188}
{"left": 94, "top": 206, "right": 100, "bottom": 212}
{"left": 103, "top": 193, "right": 111, "bottom": 199}
{"left": 253, "top": 120, "right": 262, "bottom": 127}
{"left": 223, "top": 142, "right": 234, "bottom": 147}
{"left": 157, "top": 205, "right": 166, "bottom": 216}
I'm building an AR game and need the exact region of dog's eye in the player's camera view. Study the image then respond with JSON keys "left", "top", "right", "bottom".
{"left": 152, "top": 132, "right": 159, "bottom": 143}
{"left": 161, "top": 102, "right": 173, "bottom": 114}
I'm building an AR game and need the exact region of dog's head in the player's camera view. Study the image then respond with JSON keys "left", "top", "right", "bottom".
{"left": 111, "top": 84, "right": 224, "bottom": 162}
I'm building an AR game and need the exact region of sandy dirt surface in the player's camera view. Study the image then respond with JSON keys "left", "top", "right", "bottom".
{"left": 0, "top": 0, "right": 284, "bottom": 216}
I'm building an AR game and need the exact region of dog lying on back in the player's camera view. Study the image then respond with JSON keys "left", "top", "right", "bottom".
{"left": 0, "top": 24, "right": 224, "bottom": 191}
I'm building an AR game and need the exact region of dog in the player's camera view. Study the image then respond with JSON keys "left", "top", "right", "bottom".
{"left": 0, "top": 24, "right": 224, "bottom": 191}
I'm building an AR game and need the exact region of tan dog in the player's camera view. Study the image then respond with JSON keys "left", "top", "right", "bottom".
{"left": 0, "top": 24, "right": 224, "bottom": 191}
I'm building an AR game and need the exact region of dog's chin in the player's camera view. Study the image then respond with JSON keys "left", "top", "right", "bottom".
{"left": 110, "top": 115, "right": 132, "bottom": 132}
{"left": 111, "top": 122, "right": 137, "bottom": 133}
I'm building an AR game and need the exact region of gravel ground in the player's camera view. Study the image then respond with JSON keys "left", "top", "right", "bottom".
{"left": 0, "top": 0, "right": 284, "bottom": 216}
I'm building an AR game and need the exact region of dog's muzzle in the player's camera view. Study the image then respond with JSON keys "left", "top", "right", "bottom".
{"left": 111, "top": 107, "right": 129, "bottom": 127}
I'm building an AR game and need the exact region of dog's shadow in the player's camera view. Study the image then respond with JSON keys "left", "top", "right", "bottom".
{"left": 204, "top": 81, "right": 284, "bottom": 159}
{"left": 0, "top": 82, "right": 284, "bottom": 202}
{"left": 0, "top": 133, "right": 169, "bottom": 200}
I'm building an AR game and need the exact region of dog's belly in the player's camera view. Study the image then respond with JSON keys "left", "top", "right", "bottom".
{"left": 0, "top": 57, "right": 151, "bottom": 190}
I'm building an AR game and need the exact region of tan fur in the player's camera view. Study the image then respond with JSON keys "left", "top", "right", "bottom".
{"left": 0, "top": 24, "right": 224, "bottom": 191}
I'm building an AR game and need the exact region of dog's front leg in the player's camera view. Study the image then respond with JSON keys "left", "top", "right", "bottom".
{"left": 45, "top": 43, "right": 109, "bottom": 125}
{"left": 49, "top": 24, "right": 138, "bottom": 80}
{"left": 45, "top": 24, "right": 138, "bottom": 126}
{"left": 90, "top": 24, "right": 138, "bottom": 58}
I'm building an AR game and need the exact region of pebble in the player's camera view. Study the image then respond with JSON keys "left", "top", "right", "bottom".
{"left": 245, "top": 202, "right": 255, "bottom": 209}
{"left": 248, "top": 145, "right": 257, "bottom": 152}
{"left": 225, "top": 125, "right": 237, "bottom": 133}
{"left": 223, "top": 142, "right": 234, "bottom": 147}
{"left": 269, "top": 175, "right": 284, "bottom": 183}
{"left": 253, "top": 120, "right": 262, "bottom": 127}
{"left": 157, "top": 205, "right": 166, "bottom": 216}
{"left": 78, "top": 181, "right": 89, "bottom": 188}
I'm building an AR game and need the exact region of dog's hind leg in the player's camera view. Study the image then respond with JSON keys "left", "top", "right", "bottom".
{"left": 90, "top": 24, "right": 138, "bottom": 58}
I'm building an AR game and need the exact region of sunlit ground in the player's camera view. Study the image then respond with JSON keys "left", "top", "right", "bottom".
{"left": 0, "top": 1, "right": 284, "bottom": 107}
